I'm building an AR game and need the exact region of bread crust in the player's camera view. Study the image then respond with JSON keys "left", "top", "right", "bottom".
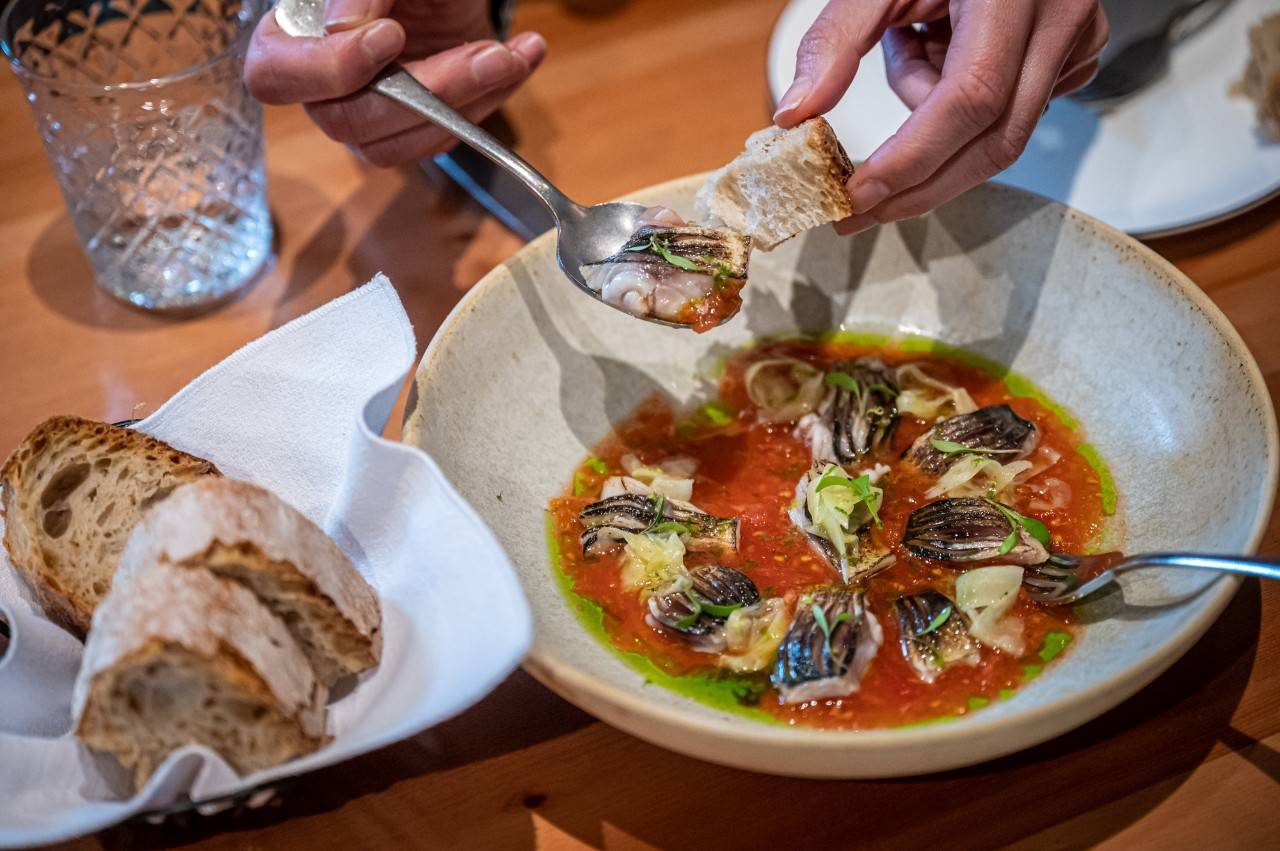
{"left": 74, "top": 565, "right": 329, "bottom": 787}
{"left": 803, "top": 117, "right": 855, "bottom": 218}
{"left": 120, "top": 478, "right": 382, "bottom": 684}
{"left": 1, "top": 416, "right": 220, "bottom": 637}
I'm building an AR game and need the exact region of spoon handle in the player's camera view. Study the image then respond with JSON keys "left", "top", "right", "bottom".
{"left": 372, "top": 68, "right": 576, "bottom": 219}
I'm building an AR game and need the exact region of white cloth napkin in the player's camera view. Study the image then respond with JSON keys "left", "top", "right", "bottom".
{"left": 0, "top": 276, "right": 532, "bottom": 847}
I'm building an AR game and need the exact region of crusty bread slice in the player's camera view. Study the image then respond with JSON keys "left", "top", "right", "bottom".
{"left": 119, "top": 478, "right": 382, "bottom": 687}
{"left": 1, "top": 417, "right": 220, "bottom": 638}
{"left": 73, "top": 562, "right": 328, "bottom": 789}
{"left": 694, "top": 116, "right": 854, "bottom": 250}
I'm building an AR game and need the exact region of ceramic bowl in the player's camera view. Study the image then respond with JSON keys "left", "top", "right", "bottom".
{"left": 403, "top": 175, "right": 1278, "bottom": 778}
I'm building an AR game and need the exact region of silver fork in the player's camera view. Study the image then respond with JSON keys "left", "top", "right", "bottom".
{"left": 1023, "top": 552, "right": 1280, "bottom": 606}
{"left": 275, "top": 0, "right": 700, "bottom": 329}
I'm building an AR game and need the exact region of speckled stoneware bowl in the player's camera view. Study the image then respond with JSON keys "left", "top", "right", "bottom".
{"left": 403, "top": 176, "right": 1278, "bottom": 778}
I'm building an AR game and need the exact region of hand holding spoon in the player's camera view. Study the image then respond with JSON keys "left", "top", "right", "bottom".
{"left": 274, "top": 0, "right": 696, "bottom": 328}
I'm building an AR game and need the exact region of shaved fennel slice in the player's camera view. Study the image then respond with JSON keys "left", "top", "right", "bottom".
{"left": 719, "top": 598, "right": 789, "bottom": 672}
{"left": 744, "top": 357, "right": 826, "bottom": 423}
{"left": 620, "top": 531, "right": 687, "bottom": 596}
{"left": 955, "top": 565, "right": 1026, "bottom": 654}
{"left": 926, "top": 457, "right": 1034, "bottom": 499}
{"left": 620, "top": 453, "right": 696, "bottom": 501}
{"left": 896, "top": 364, "right": 978, "bottom": 420}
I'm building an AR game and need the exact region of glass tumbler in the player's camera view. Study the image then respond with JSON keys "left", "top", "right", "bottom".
{"left": 1, "top": 0, "right": 272, "bottom": 312}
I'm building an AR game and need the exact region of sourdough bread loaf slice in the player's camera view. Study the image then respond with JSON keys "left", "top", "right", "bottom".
{"left": 73, "top": 562, "right": 329, "bottom": 789}
{"left": 120, "top": 478, "right": 382, "bottom": 686}
{"left": 694, "top": 117, "right": 854, "bottom": 250}
{"left": 1, "top": 417, "right": 220, "bottom": 638}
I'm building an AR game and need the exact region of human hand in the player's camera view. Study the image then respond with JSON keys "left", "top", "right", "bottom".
{"left": 774, "top": 0, "right": 1108, "bottom": 233}
{"left": 245, "top": 0, "right": 546, "bottom": 166}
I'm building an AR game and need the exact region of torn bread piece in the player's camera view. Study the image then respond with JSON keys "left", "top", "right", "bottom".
{"left": 119, "top": 478, "right": 382, "bottom": 686}
{"left": 695, "top": 116, "right": 854, "bottom": 250}
{"left": 0, "top": 416, "right": 220, "bottom": 638}
{"left": 73, "top": 562, "right": 329, "bottom": 789}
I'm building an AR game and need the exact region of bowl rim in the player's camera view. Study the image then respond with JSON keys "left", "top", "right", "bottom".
{"left": 408, "top": 173, "right": 1279, "bottom": 752}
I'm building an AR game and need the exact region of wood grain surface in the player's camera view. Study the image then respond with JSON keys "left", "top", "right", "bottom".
{"left": 2, "top": 0, "right": 1277, "bottom": 848}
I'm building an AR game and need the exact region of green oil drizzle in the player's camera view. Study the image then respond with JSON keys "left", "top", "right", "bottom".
{"left": 1076, "top": 443, "right": 1118, "bottom": 516}
{"left": 546, "top": 512, "right": 779, "bottom": 724}
{"left": 1038, "top": 630, "right": 1073, "bottom": 663}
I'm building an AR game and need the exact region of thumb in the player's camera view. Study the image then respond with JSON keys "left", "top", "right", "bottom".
{"left": 775, "top": 0, "right": 891, "bottom": 127}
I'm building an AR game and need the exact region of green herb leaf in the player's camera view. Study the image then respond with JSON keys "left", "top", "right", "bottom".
{"left": 825, "top": 372, "right": 862, "bottom": 393}
{"left": 1022, "top": 663, "right": 1043, "bottom": 681}
{"left": 811, "top": 603, "right": 831, "bottom": 640}
{"left": 987, "top": 498, "right": 1052, "bottom": 553}
{"left": 922, "top": 604, "right": 952, "bottom": 634}
{"left": 573, "top": 472, "right": 592, "bottom": 496}
{"left": 584, "top": 457, "right": 609, "bottom": 475}
{"left": 998, "top": 527, "right": 1019, "bottom": 556}
{"left": 866, "top": 382, "right": 899, "bottom": 398}
{"left": 930, "top": 438, "right": 971, "bottom": 455}
{"left": 814, "top": 470, "right": 854, "bottom": 492}
{"left": 648, "top": 521, "right": 692, "bottom": 536}
{"left": 644, "top": 494, "right": 667, "bottom": 532}
{"left": 689, "top": 590, "right": 743, "bottom": 618}
{"left": 674, "top": 600, "right": 702, "bottom": 630}
{"left": 967, "top": 696, "right": 990, "bottom": 710}
{"left": 647, "top": 235, "right": 703, "bottom": 272}
{"left": 850, "top": 474, "right": 883, "bottom": 528}
{"left": 1019, "top": 514, "right": 1052, "bottom": 548}
{"left": 701, "top": 400, "right": 734, "bottom": 426}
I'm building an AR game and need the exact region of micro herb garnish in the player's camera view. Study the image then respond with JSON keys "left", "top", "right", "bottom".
{"left": 573, "top": 472, "right": 592, "bottom": 496}
{"left": 812, "top": 603, "right": 854, "bottom": 661}
{"left": 644, "top": 494, "right": 667, "bottom": 533}
{"left": 645, "top": 235, "right": 702, "bottom": 272}
{"left": 701, "top": 400, "right": 734, "bottom": 426}
{"left": 866, "top": 382, "right": 899, "bottom": 398}
{"left": 930, "top": 438, "right": 971, "bottom": 455}
{"left": 929, "top": 438, "right": 1019, "bottom": 457}
{"left": 585, "top": 457, "right": 609, "bottom": 475}
{"left": 649, "top": 521, "right": 692, "bottom": 536}
{"left": 987, "top": 498, "right": 1052, "bottom": 555}
{"left": 689, "top": 589, "right": 742, "bottom": 618}
{"left": 850, "top": 474, "right": 883, "bottom": 528}
{"left": 825, "top": 372, "right": 862, "bottom": 393}
{"left": 923, "top": 604, "right": 952, "bottom": 635}
{"left": 814, "top": 468, "right": 883, "bottom": 528}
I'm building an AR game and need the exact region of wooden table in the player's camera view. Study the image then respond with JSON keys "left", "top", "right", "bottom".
{"left": 3, "top": 0, "right": 1278, "bottom": 847}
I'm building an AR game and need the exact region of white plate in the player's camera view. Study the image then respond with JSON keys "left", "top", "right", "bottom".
{"left": 767, "top": 0, "right": 1280, "bottom": 237}
{"left": 405, "top": 175, "right": 1278, "bottom": 778}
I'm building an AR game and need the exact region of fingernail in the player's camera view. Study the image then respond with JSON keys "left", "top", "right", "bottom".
{"left": 773, "top": 78, "right": 809, "bottom": 123}
{"left": 359, "top": 20, "right": 402, "bottom": 64}
{"left": 325, "top": 15, "right": 365, "bottom": 33}
{"left": 509, "top": 31, "right": 547, "bottom": 60}
{"left": 848, "top": 179, "right": 890, "bottom": 214}
{"left": 324, "top": 0, "right": 372, "bottom": 32}
{"left": 471, "top": 44, "right": 517, "bottom": 87}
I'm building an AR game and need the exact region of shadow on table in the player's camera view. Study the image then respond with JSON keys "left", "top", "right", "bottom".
{"left": 95, "top": 579, "right": 1262, "bottom": 850}
{"left": 24, "top": 174, "right": 342, "bottom": 331}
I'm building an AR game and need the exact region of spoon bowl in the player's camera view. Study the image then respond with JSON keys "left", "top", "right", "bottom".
{"left": 275, "top": 0, "right": 688, "bottom": 329}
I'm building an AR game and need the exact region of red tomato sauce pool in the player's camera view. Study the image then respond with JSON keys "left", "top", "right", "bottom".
{"left": 548, "top": 340, "right": 1114, "bottom": 729}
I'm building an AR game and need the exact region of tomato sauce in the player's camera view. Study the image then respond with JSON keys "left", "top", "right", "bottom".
{"left": 548, "top": 339, "right": 1114, "bottom": 729}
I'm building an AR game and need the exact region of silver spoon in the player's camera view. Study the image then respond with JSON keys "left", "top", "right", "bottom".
{"left": 1022, "top": 551, "right": 1280, "bottom": 606}
{"left": 274, "top": 0, "right": 688, "bottom": 329}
